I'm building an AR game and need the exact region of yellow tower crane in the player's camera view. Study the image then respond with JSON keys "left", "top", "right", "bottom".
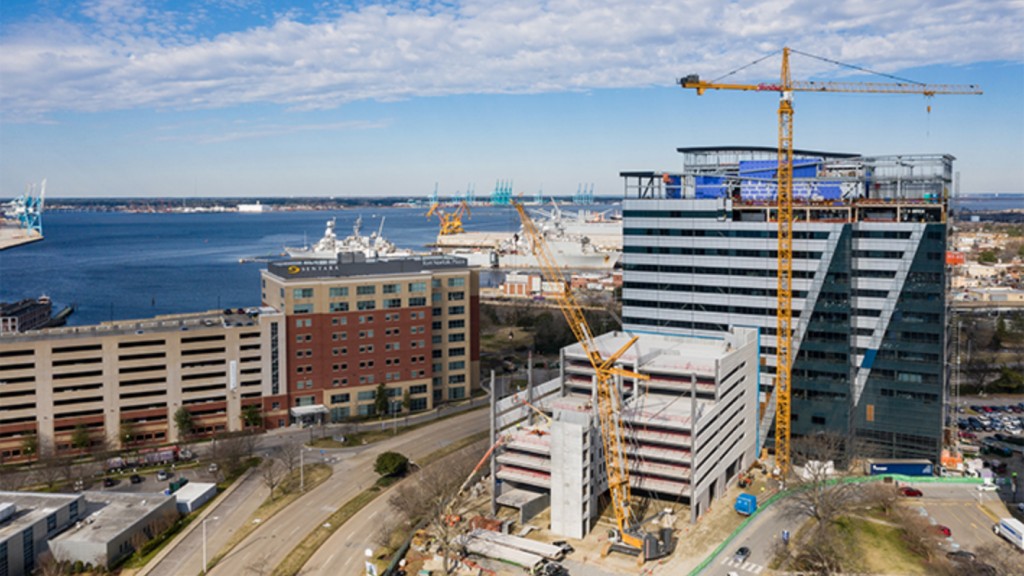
{"left": 679, "top": 47, "right": 981, "bottom": 479}
{"left": 426, "top": 200, "right": 472, "bottom": 235}
{"left": 514, "top": 202, "right": 674, "bottom": 562}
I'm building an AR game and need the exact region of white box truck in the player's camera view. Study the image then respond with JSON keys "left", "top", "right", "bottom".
{"left": 994, "top": 518, "right": 1024, "bottom": 550}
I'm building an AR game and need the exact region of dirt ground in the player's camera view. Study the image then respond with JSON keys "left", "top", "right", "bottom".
{"left": 433, "top": 469, "right": 778, "bottom": 575}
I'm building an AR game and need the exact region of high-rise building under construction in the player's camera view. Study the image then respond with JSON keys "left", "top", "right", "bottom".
{"left": 620, "top": 146, "right": 950, "bottom": 462}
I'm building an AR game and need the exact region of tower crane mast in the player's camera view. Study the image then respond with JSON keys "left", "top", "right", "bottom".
{"left": 680, "top": 47, "right": 981, "bottom": 479}
{"left": 513, "top": 202, "right": 674, "bottom": 562}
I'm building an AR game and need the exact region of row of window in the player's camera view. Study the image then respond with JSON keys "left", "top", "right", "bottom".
{"left": 624, "top": 281, "right": 808, "bottom": 299}
{"left": 624, "top": 228, "right": 831, "bottom": 240}
{"left": 625, "top": 245, "right": 823, "bottom": 259}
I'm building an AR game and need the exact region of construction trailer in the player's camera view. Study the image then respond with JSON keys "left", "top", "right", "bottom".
{"left": 492, "top": 328, "right": 759, "bottom": 539}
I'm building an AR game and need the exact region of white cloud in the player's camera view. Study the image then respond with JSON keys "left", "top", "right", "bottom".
{"left": 156, "top": 118, "right": 391, "bottom": 143}
{"left": 0, "top": 0, "right": 1020, "bottom": 120}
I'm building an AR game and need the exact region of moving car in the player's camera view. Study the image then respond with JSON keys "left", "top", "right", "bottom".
{"left": 935, "top": 525, "right": 952, "bottom": 537}
{"left": 899, "top": 486, "right": 923, "bottom": 497}
{"left": 732, "top": 546, "right": 751, "bottom": 563}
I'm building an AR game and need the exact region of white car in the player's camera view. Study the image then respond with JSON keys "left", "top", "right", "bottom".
{"left": 978, "top": 483, "right": 999, "bottom": 491}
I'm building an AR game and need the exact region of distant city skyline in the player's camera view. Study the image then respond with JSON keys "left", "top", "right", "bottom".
{"left": 1, "top": 0, "right": 1021, "bottom": 198}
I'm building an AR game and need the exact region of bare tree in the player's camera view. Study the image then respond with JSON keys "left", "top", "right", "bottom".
{"left": 975, "top": 542, "right": 1024, "bottom": 576}
{"left": 278, "top": 442, "right": 302, "bottom": 476}
{"left": 210, "top": 432, "right": 255, "bottom": 477}
{"left": 375, "top": 518, "right": 400, "bottom": 550}
{"left": 788, "top": 523, "right": 851, "bottom": 575}
{"left": 386, "top": 443, "right": 483, "bottom": 576}
{"left": 259, "top": 458, "right": 285, "bottom": 499}
{"left": 0, "top": 466, "right": 28, "bottom": 491}
{"left": 34, "top": 451, "right": 66, "bottom": 490}
{"left": 786, "top": 432, "right": 860, "bottom": 526}
{"left": 860, "top": 481, "right": 901, "bottom": 517}
{"left": 895, "top": 507, "right": 945, "bottom": 563}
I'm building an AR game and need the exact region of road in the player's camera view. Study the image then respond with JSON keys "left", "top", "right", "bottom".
{"left": 206, "top": 408, "right": 487, "bottom": 576}
{"left": 146, "top": 470, "right": 271, "bottom": 576}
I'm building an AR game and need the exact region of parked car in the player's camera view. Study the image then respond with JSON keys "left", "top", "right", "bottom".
{"left": 130, "top": 474, "right": 143, "bottom": 484}
{"left": 732, "top": 546, "right": 751, "bottom": 563}
{"left": 102, "top": 477, "right": 117, "bottom": 487}
{"left": 978, "top": 483, "right": 998, "bottom": 492}
{"left": 208, "top": 463, "right": 220, "bottom": 474}
{"left": 156, "top": 470, "right": 171, "bottom": 481}
{"left": 900, "top": 487, "right": 923, "bottom": 497}
{"left": 946, "top": 550, "right": 976, "bottom": 562}
{"left": 935, "top": 525, "right": 952, "bottom": 537}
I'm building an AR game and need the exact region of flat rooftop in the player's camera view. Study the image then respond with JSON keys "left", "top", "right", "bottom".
{"left": 0, "top": 307, "right": 277, "bottom": 343}
{"left": 50, "top": 491, "right": 174, "bottom": 545}
{"left": 0, "top": 492, "right": 83, "bottom": 541}
{"left": 563, "top": 331, "right": 730, "bottom": 377}
{"left": 264, "top": 252, "right": 468, "bottom": 281}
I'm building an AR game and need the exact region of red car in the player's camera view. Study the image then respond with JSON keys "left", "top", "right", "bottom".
{"left": 900, "top": 487, "right": 923, "bottom": 497}
{"left": 935, "top": 525, "right": 951, "bottom": 537}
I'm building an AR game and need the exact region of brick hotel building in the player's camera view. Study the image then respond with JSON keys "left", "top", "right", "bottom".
{"left": 260, "top": 253, "right": 479, "bottom": 425}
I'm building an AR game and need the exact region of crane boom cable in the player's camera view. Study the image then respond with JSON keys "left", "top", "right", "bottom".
{"left": 788, "top": 48, "right": 925, "bottom": 86}
{"left": 711, "top": 49, "right": 783, "bottom": 84}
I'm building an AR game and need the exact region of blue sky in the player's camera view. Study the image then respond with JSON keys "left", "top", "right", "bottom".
{"left": 1, "top": 0, "right": 1021, "bottom": 198}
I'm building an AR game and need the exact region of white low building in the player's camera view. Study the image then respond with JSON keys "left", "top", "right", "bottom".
{"left": 493, "top": 327, "right": 759, "bottom": 538}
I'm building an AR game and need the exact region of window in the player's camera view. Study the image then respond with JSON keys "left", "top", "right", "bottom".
{"left": 447, "top": 277, "right": 465, "bottom": 287}
{"left": 331, "top": 393, "right": 350, "bottom": 403}
{"left": 449, "top": 387, "right": 466, "bottom": 400}
{"left": 295, "top": 318, "right": 312, "bottom": 327}
{"left": 432, "top": 321, "right": 442, "bottom": 330}
{"left": 357, "top": 300, "right": 376, "bottom": 310}
{"left": 448, "top": 319, "right": 465, "bottom": 329}
{"left": 449, "top": 347, "right": 465, "bottom": 357}
{"left": 447, "top": 291, "right": 464, "bottom": 301}
{"left": 329, "top": 287, "right": 349, "bottom": 297}
{"left": 449, "top": 374, "right": 466, "bottom": 384}
{"left": 383, "top": 283, "right": 400, "bottom": 294}
{"left": 293, "top": 304, "right": 313, "bottom": 314}
{"left": 410, "top": 384, "right": 428, "bottom": 394}
{"left": 449, "top": 361, "right": 465, "bottom": 370}
{"left": 409, "top": 297, "right": 427, "bottom": 307}
{"left": 432, "top": 279, "right": 441, "bottom": 288}
{"left": 357, "top": 285, "right": 376, "bottom": 295}
{"left": 47, "top": 513, "right": 57, "bottom": 535}
{"left": 357, "top": 391, "right": 375, "bottom": 401}
{"left": 330, "top": 302, "right": 349, "bottom": 312}
{"left": 409, "top": 282, "right": 426, "bottom": 293}
{"left": 384, "top": 298, "right": 402, "bottom": 309}
{"left": 448, "top": 306, "right": 465, "bottom": 315}
{"left": 448, "top": 333, "right": 465, "bottom": 343}
{"left": 432, "top": 335, "right": 442, "bottom": 345}
{"left": 293, "top": 288, "right": 314, "bottom": 299}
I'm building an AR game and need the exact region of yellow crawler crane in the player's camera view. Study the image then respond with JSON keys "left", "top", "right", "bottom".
{"left": 680, "top": 47, "right": 980, "bottom": 478}
{"left": 426, "top": 200, "right": 472, "bottom": 236}
{"left": 514, "top": 202, "right": 674, "bottom": 562}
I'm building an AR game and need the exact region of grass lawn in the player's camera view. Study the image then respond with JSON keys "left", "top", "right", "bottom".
{"left": 836, "top": 516, "right": 929, "bottom": 575}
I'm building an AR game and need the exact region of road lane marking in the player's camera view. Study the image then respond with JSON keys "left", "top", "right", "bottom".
{"left": 975, "top": 504, "right": 1001, "bottom": 523}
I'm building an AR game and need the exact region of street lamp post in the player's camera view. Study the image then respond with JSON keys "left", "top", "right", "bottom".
{"left": 202, "top": 515, "right": 219, "bottom": 574}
